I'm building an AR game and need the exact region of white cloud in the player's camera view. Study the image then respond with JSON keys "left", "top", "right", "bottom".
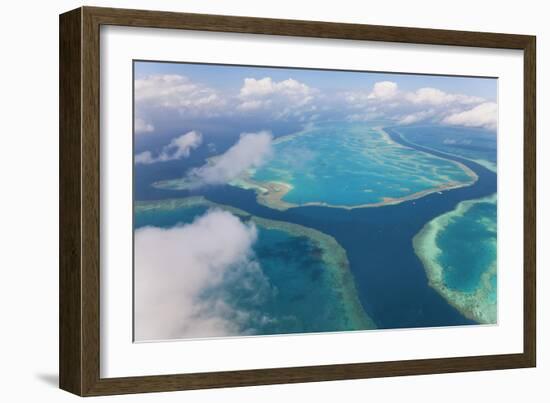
{"left": 134, "top": 75, "right": 320, "bottom": 128}
{"left": 240, "top": 77, "right": 312, "bottom": 99}
{"left": 134, "top": 151, "right": 155, "bottom": 165}
{"left": 343, "top": 81, "right": 494, "bottom": 127}
{"left": 343, "top": 82, "right": 397, "bottom": 108}
{"left": 134, "top": 117, "right": 155, "bottom": 134}
{"left": 238, "top": 99, "right": 268, "bottom": 111}
{"left": 187, "top": 131, "right": 273, "bottom": 187}
{"left": 442, "top": 102, "right": 497, "bottom": 130}
{"left": 368, "top": 81, "right": 398, "bottom": 100}
{"left": 135, "top": 74, "right": 226, "bottom": 115}
{"left": 135, "top": 131, "right": 203, "bottom": 165}
{"left": 397, "top": 109, "right": 436, "bottom": 125}
{"left": 238, "top": 77, "right": 316, "bottom": 116}
{"left": 134, "top": 209, "right": 270, "bottom": 341}
{"left": 347, "top": 82, "right": 486, "bottom": 108}
{"left": 132, "top": 73, "right": 495, "bottom": 133}
{"left": 406, "top": 87, "right": 484, "bottom": 106}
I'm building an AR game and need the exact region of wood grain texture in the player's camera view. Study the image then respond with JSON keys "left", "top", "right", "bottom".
{"left": 81, "top": 6, "right": 102, "bottom": 396}
{"left": 85, "top": 6, "right": 532, "bottom": 49}
{"left": 59, "top": 8, "right": 83, "bottom": 396}
{"left": 523, "top": 38, "right": 536, "bottom": 367}
{"left": 59, "top": 6, "right": 537, "bottom": 396}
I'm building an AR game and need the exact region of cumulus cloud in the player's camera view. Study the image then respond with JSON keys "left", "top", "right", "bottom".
{"left": 343, "top": 80, "right": 494, "bottom": 128}
{"left": 135, "top": 131, "right": 203, "bottom": 165}
{"left": 397, "top": 109, "right": 436, "bottom": 125}
{"left": 132, "top": 72, "right": 496, "bottom": 134}
{"left": 344, "top": 81, "right": 398, "bottom": 108}
{"left": 186, "top": 131, "right": 273, "bottom": 187}
{"left": 135, "top": 74, "right": 226, "bottom": 116}
{"left": 405, "top": 87, "right": 485, "bottom": 106}
{"left": 134, "top": 75, "right": 322, "bottom": 133}
{"left": 238, "top": 99, "right": 266, "bottom": 111}
{"left": 347, "top": 82, "right": 485, "bottom": 108}
{"left": 240, "top": 77, "right": 313, "bottom": 100}
{"left": 134, "top": 117, "right": 155, "bottom": 135}
{"left": 134, "top": 209, "right": 271, "bottom": 341}
{"left": 442, "top": 102, "right": 497, "bottom": 130}
{"left": 368, "top": 81, "right": 399, "bottom": 100}
{"left": 237, "top": 77, "right": 317, "bottom": 118}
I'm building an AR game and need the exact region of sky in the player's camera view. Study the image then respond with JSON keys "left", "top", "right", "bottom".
{"left": 134, "top": 61, "right": 497, "bottom": 100}
{"left": 133, "top": 60, "right": 498, "bottom": 143}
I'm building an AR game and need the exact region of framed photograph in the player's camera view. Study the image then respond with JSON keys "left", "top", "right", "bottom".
{"left": 59, "top": 6, "right": 536, "bottom": 396}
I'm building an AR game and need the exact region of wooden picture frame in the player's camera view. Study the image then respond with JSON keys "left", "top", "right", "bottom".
{"left": 59, "top": 6, "right": 536, "bottom": 396}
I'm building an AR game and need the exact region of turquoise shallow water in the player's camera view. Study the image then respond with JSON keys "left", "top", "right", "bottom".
{"left": 413, "top": 194, "right": 497, "bottom": 324}
{"left": 438, "top": 200, "right": 496, "bottom": 293}
{"left": 249, "top": 122, "right": 474, "bottom": 207}
{"left": 252, "top": 228, "right": 362, "bottom": 333}
{"left": 135, "top": 199, "right": 373, "bottom": 338}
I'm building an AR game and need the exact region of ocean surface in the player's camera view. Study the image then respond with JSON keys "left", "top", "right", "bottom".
{"left": 394, "top": 125, "right": 497, "bottom": 171}
{"left": 134, "top": 122, "right": 497, "bottom": 332}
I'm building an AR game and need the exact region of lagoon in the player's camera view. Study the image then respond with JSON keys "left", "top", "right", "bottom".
{"left": 413, "top": 194, "right": 497, "bottom": 324}
{"left": 239, "top": 122, "right": 477, "bottom": 210}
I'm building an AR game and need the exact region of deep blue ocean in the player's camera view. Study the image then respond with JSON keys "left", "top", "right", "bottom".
{"left": 135, "top": 125, "right": 497, "bottom": 330}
